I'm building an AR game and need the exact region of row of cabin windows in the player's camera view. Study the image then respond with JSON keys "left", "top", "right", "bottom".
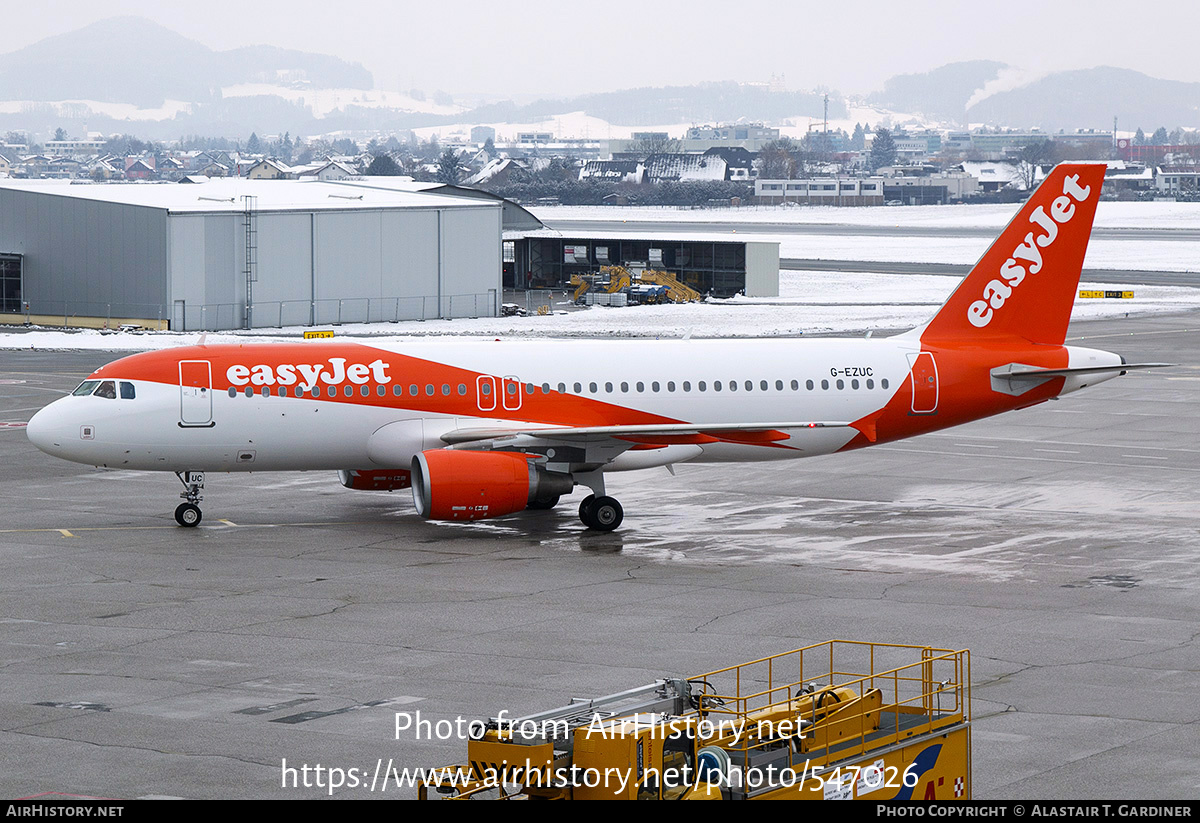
{"left": 225, "top": 377, "right": 891, "bottom": 400}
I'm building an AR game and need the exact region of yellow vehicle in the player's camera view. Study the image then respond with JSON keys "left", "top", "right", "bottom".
{"left": 571, "top": 266, "right": 703, "bottom": 305}
{"left": 417, "top": 640, "right": 971, "bottom": 800}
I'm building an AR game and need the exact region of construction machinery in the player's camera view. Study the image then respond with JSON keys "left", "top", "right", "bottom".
{"left": 571, "top": 265, "right": 703, "bottom": 305}
{"left": 417, "top": 640, "right": 971, "bottom": 800}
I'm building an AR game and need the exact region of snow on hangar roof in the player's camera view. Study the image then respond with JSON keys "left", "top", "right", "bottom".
{"left": 0, "top": 178, "right": 496, "bottom": 214}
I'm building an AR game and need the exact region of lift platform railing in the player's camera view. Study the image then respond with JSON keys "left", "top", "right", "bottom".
{"left": 689, "top": 640, "right": 970, "bottom": 772}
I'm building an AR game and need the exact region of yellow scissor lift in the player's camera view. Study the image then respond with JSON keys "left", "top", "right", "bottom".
{"left": 417, "top": 640, "right": 971, "bottom": 800}
{"left": 571, "top": 266, "right": 703, "bottom": 304}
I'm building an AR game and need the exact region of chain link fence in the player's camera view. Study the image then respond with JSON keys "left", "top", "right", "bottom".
{"left": 2, "top": 292, "right": 500, "bottom": 332}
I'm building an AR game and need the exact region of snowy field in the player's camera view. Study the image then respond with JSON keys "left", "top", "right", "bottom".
{"left": 532, "top": 201, "right": 1200, "bottom": 273}
{"left": 533, "top": 201, "right": 1200, "bottom": 231}
{"left": 4, "top": 270, "right": 1199, "bottom": 352}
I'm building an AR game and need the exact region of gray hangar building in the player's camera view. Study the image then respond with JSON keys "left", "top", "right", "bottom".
{"left": 0, "top": 179, "right": 503, "bottom": 330}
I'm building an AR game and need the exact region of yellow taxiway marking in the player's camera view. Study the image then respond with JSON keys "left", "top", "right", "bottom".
{"left": 219, "top": 519, "right": 239, "bottom": 527}
{"left": 0, "top": 521, "right": 383, "bottom": 535}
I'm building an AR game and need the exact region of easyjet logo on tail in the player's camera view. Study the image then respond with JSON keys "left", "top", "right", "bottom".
{"left": 226, "top": 357, "right": 391, "bottom": 389}
{"left": 967, "top": 174, "right": 1093, "bottom": 328}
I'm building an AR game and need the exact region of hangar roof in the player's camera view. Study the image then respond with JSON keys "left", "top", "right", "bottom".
{"left": 507, "top": 226, "right": 777, "bottom": 246}
{"left": 0, "top": 178, "right": 496, "bottom": 215}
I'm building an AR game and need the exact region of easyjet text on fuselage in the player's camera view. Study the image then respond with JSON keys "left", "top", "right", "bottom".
{"left": 226, "top": 357, "right": 391, "bottom": 389}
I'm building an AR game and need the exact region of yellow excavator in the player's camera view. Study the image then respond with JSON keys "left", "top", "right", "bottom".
{"left": 417, "top": 640, "right": 971, "bottom": 800}
{"left": 571, "top": 266, "right": 702, "bottom": 305}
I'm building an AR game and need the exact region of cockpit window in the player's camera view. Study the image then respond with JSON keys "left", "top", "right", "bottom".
{"left": 72, "top": 381, "right": 100, "bottom": 396}
{"left": 120, "top": 382, "right": 136, "bottom": 400}
{"left": 94, "top": 381, "right": 117, "bottom": 400}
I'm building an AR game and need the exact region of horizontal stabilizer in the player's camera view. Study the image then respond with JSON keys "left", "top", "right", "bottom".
{"left": 992, "top": 362, "right": 1171, "bottom": 380}
{"left": 990, "top": 361, "right": 1170, "bottom": 396}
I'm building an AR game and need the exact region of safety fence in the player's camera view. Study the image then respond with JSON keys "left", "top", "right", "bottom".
{"left": 1, "top": 292, "right": 500, "bottom": 332}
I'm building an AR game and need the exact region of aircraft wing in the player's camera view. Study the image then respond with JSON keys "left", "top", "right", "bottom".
{"left": 442, "top": 421, "right": 854, "bottom": 450}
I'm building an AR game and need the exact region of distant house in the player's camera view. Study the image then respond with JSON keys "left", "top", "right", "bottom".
{"left": 0, "top": 154, "right": 10, "bottom": 177}
{"left": 158, "top": 156, "right": 185, "bottom": 180}
{"left": 1104, "top": 161, "right": 1153, "bottom": 194}
{"left": 15, "top": 155, "right": 54, "bottom": 178}
{"left": 87, "top": 158, "right": 121, "bottom": 180}
{"left": 1156, "top": 166, "right": 1200, "bottom": 194}
{"left": 956, "top": 161, "right": 1023, "bottom": 192}
{"left": 464, "top": 158, "right": 530, "bottom": 187}
{"left": 702, "top": 147, "right": 756, "bottom": 181}
{"left": 578, "top": 160, "right": 643, "bottom": 184}
{"left": 125, "top": 157, "right": 156, "bottom": 180}
{"left": 245, "top": 158, "right": 294, "bottom": 180}
{"left": 295, "top": 160, "right": 358, "bottom": 181}
{"left": 643, "top": 153, "right": 727, "bottom": 184}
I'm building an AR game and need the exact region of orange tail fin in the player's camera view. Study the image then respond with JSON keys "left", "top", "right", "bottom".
{"left": 919, "top": 162, "right": 1105, "bottom": 347}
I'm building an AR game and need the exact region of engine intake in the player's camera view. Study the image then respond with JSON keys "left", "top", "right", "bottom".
{"left": 411, "top": 450, "right": 574, "bottom": 521}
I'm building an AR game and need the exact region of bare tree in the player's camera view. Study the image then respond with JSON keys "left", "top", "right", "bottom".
{"left": 1014, "top": 139, "right": 1056, "bottom": 190}
{"left": 628, "top": 134, "right": 681, "bottom": 157}
{"left": 756, "top": 138, "right": 801, "bottom": 179}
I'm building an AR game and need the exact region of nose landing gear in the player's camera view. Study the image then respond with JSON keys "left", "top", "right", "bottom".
{"left": 174, "top": 471, "right": 205, "bottom": 527}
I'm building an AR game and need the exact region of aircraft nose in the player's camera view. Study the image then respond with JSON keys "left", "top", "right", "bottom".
{"left": 26, "top": 400, "right": 69, "bottom": 456}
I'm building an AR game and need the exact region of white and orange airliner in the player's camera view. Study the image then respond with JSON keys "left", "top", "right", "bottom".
{"left": 27, "top": 163, "right": 1160, "bottom": 531}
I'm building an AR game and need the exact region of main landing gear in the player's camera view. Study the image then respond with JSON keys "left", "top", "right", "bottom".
{"left": 174, "top": 471, "right": 205, "bottom": 527}
{"left": 579, "top": 494, "right": 623, "bottom": 532}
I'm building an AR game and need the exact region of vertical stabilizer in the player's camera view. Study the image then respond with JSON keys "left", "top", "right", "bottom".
{"left": 918, "top": 162, "right": 1105, "bottom": 346}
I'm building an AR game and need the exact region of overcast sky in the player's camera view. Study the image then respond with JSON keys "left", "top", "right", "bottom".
{"left": 6, "top": 0, "right": 1199, "bottom": 99}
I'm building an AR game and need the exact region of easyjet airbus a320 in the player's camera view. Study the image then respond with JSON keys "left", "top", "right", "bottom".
{"left": 27, "top": 163, "right": 1161, "bottom": 531}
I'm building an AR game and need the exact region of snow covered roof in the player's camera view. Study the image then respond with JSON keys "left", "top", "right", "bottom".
{"left": 512, "top": 225, "right": 778, "bottom": 247}
{"left": 464, "top": 157, "right": 524, "bottom": 186}
{"left": 0, "top": 178, "right": 497, "bottom": 214}
{"left": 644, "top": 153, "right": 727, "bottom": 182}
{"left": 579, "top": 160, "right": 642, "bottom": 182}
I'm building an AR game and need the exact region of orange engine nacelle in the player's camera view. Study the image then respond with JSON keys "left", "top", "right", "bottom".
{"left": 411, "top": 450, "right": 573, "bottom": 521}
{"left": 338, "top": 469, "right": 412, "bottom": 491}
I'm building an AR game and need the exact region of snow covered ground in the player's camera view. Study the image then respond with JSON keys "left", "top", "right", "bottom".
{"left": 4, "top": 270, "right": 1198, "bottom": 352}
{"left": 533, "top": 201, "right": 1200, "bottom": 231}
{"left": 532, "top": 202, "right": 1200, "bottom": 272}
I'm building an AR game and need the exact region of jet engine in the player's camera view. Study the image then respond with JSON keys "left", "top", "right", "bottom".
{"left": 411, "top": 450, "right": 574, "bottom": 521}
{"left": 338, "top": 469, "right": 412, "bottom": 491}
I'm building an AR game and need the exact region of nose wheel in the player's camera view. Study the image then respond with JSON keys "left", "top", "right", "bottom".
{"left": 174, "top": 471, "right": 205, "bottom": 528}
{"left": 579, "top": 494, "right": 623, "bottom": 531}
